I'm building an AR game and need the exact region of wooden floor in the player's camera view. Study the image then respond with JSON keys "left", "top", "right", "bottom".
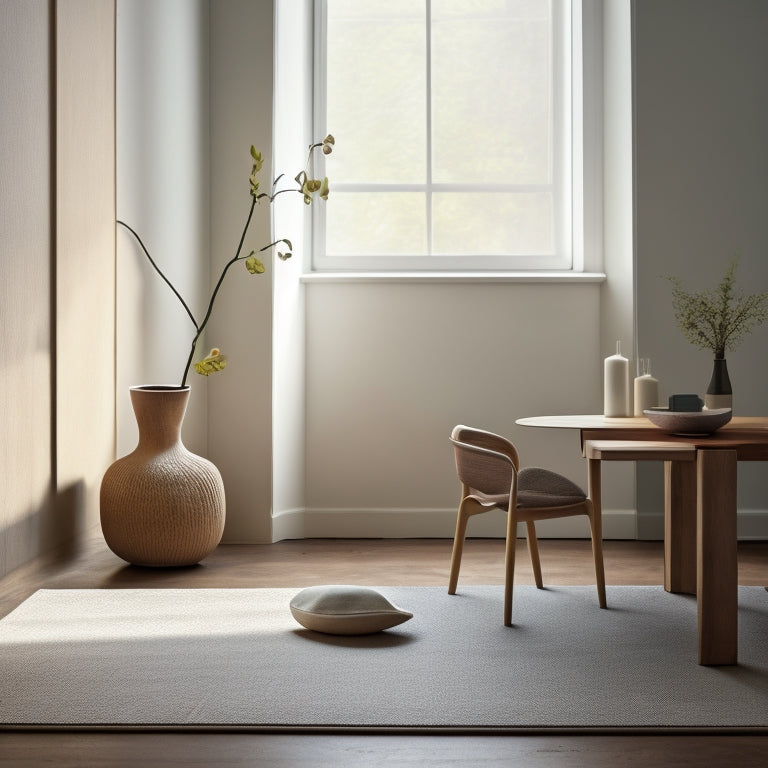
{"left": 1, "top": 533, "right": 767, "bottom": 767}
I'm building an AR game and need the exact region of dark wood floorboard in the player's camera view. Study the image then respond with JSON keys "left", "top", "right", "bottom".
{"left": 1, "top": 732, "right": 767, "bottom": 768}
{"left": 1, "top": 531, "right": 767, "bottom": 767}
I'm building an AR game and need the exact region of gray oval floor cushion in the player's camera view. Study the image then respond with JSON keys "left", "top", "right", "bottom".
{"left": 289, "top": 585, "right": 413, "bottom": 635}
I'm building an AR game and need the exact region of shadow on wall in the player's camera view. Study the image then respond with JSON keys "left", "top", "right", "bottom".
{"left": 42, "top": 480, "right": 87, "bottom": 559}
{"left": 0, "top": 480, "right": 88, "bottom": 579}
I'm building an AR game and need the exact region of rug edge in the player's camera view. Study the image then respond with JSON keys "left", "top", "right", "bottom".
{"left": 2, "top": 723, "right": 768, "bottom": 736}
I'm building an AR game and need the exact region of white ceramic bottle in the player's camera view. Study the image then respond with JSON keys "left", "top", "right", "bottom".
{"left": 604, "top": 341, "right": 629, "bottom": 417}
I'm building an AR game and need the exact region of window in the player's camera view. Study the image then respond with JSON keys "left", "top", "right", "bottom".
{"left": 312, "top": 0, "right": 592, "bottom": 272}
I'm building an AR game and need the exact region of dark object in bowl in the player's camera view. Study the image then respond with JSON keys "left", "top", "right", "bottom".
{"left": 668, "top": 394, "right": 704, "bottom": 412}
{"left": 643, "top": 407, "right": 732, "bottom": 436}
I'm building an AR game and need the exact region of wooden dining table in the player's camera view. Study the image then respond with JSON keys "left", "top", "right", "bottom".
{"left": 516, "top": 414, "right": 768, "bottom": 665}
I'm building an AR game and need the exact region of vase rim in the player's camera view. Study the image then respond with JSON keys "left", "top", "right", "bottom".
{"left": 130, "top": 384, "right": 191, "bottom": 392}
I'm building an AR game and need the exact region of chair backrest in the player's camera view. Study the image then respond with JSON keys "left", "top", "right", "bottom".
{"left": 450, "top": 425, "right": 519, "bottom": 496}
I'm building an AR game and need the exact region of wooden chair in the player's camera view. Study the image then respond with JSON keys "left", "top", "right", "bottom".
{"left": 448, "top": 424, "right": 606, "bottom": 625}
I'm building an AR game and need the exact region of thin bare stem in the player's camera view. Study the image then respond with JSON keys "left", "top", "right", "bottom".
{"left": 117, "top": 220, "right": 199, "bottom": 329}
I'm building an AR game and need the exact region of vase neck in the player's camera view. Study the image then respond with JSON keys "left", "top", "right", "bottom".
{"left": 129, "top": 386, "right": 190, "bottom": 451}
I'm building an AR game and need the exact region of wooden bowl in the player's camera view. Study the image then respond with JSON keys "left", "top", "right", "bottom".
{"left": 643, "top": 407, "right": 732, "bottom": 436}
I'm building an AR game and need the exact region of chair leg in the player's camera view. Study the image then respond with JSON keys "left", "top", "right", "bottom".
{"left": 525, "top": 521, "right": 543, "bottom": 589}
{"left": 448, "top": 503, "right": 471, "bottom": 594}
{"left": 504, "top": 511, "right": 518, "bottom": 626}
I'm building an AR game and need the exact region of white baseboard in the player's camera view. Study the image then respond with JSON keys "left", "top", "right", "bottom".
{"left": 271, "top": 507, "right": 639, "bottom": 542}
{"left": 636, "top": 508, "right": 768, "bottom": 541}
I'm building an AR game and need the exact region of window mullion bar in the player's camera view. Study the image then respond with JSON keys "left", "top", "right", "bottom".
{"left": 332, "top": 183, "right": 553, "bottom": 193}
{"left": 425, "top": 0, "right": 433, "bottom": 256}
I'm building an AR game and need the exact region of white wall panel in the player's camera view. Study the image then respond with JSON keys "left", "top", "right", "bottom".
{"left": 55, "top": 0, "right": 116, "bottom": 540}
{"left": 0, "top": 0, "right": 116, "bottom": 578}
{"left": 0, "top": 0, "right": 53, "bottom": 576}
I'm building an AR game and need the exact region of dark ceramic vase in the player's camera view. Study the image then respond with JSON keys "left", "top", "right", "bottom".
{"left": 705, "top": 357, "right": 733, "bottom": 410}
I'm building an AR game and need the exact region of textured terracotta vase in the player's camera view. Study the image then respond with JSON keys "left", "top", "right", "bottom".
{"left": 100, "top": 385, "right": 225, "bottom": 567}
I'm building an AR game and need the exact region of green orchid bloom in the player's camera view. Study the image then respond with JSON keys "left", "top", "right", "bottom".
{"left": 194, "top": 348, "right": 227, "bottom": 377}
{"left": 295, "top": 171, "right": 322, "bottom": 204}
{"left": 245, "top": 253, "right": 266, "bottom": 274}
{"left": 295, "top": 136, "right": 334, "bottom": 203}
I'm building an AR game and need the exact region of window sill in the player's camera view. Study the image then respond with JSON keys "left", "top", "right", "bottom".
{"left": 300, "top": 271, "right": 607, "bottom": 284}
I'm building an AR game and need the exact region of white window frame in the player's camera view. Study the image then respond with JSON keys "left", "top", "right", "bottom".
{"left": 310, "top": 0, "right": 601, "bottom": 274}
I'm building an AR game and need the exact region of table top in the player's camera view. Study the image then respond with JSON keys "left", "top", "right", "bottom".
{"left": 516, "top": 414, "right": 768, "bottom": 430}
{"left": 516, "top": 414, "right": 768, "bottom": 457}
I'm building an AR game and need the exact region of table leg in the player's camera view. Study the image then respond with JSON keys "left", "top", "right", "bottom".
{"left": 587, "top": 457, "right": 601, "bottom": 516}
{"left": 664, "top": 459, "right": 697, "bottom": 594}
{"left": 697, "top": 449, "right": 738, "bottom": 666}
{"left": 586, "top": 458, "right": 607, "bottom": 609}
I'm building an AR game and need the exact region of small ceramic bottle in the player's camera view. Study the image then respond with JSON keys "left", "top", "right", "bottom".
{"left": 633, "top": 358, "right": 659, "bottom": 416}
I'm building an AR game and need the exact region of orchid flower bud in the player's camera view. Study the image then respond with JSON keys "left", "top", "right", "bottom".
{"left": 249, "top": 147, "right": 264, "bottom": 197}
{"left": 250, "top": 146, "right": 264, "bottom": 170}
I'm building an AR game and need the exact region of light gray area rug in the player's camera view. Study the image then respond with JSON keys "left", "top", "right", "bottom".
{"left": 1, "top": 586, "right": 767, "bottom": 732}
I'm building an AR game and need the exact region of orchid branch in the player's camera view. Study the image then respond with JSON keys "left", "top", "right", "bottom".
{"left": 118, "top": 135, "right": 335, "bottom": 387}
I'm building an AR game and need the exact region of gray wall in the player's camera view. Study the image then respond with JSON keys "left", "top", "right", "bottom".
{"left": 116, "top": 0, "right": 211, "bottom": 459}
{"left": 634, "top": 0, "right": 768, "bottom": 536}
